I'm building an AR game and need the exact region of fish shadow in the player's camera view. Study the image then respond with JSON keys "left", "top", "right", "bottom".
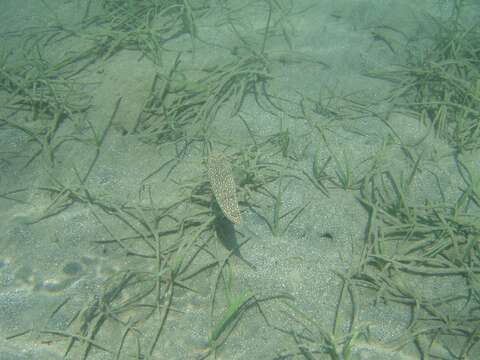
{"left": 213, "top": 216, "right": 256, "bottom": 270}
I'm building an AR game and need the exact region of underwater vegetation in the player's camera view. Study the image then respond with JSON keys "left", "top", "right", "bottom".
{"left": 0, "top": 0, "right": 479, "bottom": 359}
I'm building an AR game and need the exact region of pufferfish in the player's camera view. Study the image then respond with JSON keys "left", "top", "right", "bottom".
{"left": 206, "top": 152, "right": 242, "bottom": 224}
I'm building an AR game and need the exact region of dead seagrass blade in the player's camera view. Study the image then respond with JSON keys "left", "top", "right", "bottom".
{"left": 207, "top": 152, "right": 242, "bottom": 224}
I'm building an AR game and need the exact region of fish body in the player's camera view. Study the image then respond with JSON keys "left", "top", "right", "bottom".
{"left": 207, "top": 153, "right": 242, "bottom": 224}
